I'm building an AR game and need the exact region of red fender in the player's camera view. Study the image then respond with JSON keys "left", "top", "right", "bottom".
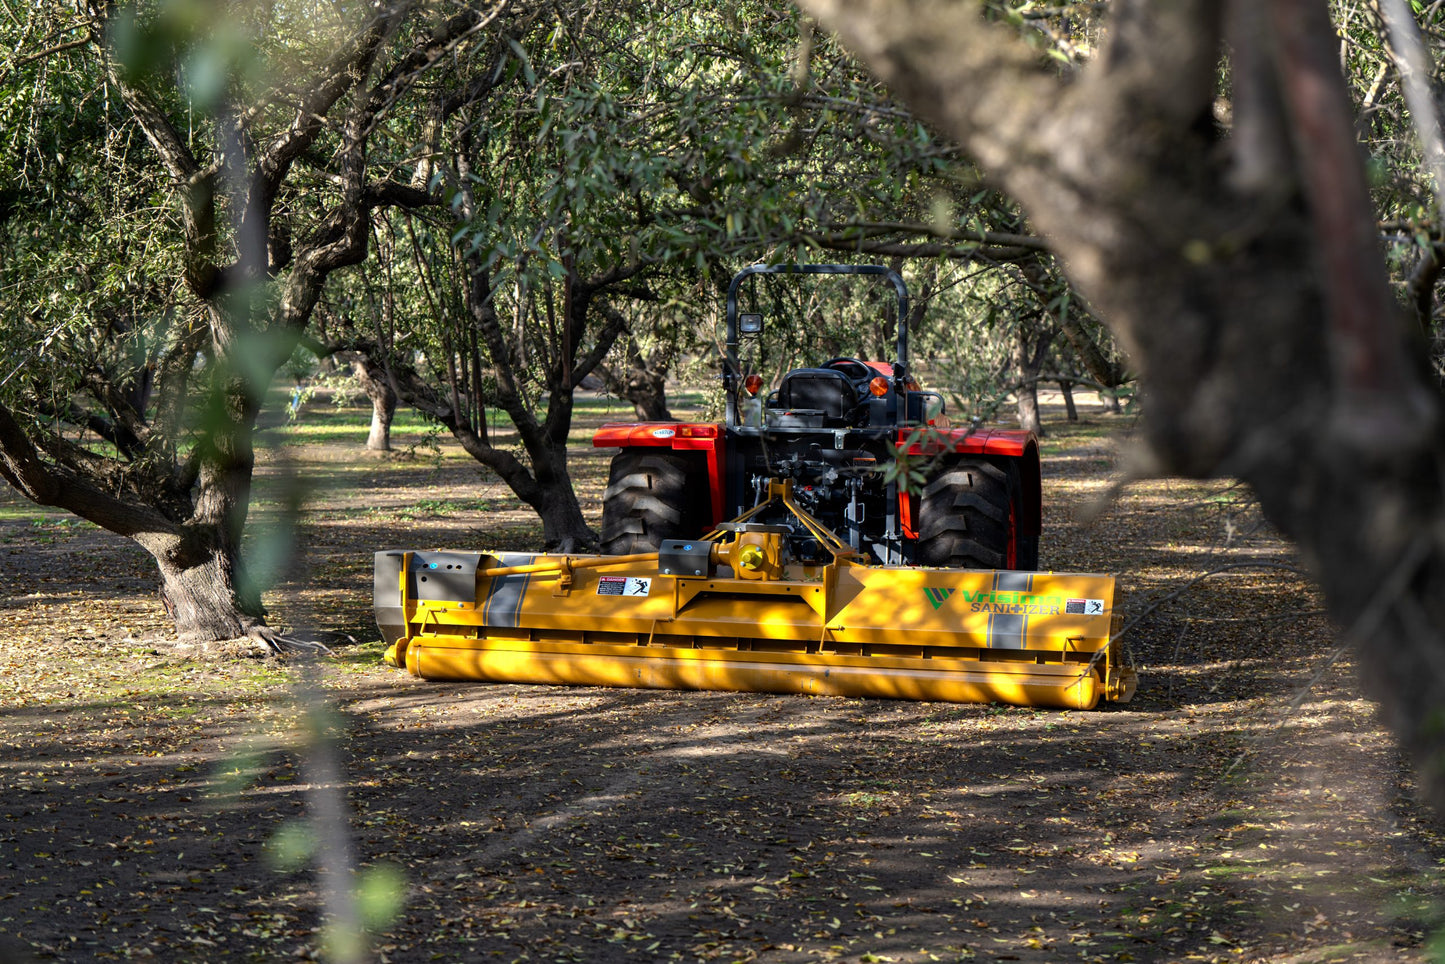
{"left": 593, "top": 423, "right": 727, "bottom": 528}
{"left": 896, "top": 428, "right": 1041, "bottom": 543}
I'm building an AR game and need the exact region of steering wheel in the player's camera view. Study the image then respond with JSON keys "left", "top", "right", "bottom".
{"left": 821, "top": 357, "right": 875, "bottom": 381}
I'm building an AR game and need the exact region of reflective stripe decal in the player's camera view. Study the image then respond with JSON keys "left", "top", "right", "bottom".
{"left": 988, "top": 610, "right": 1026, "bottom": 649}
{"left": 482, "top": 554, "right": 533, "bottom": 629}
{"left": 989, "top": 571, "right": 1033, "bottom": 649}
{"left": 994, "top": 571, "right": 1034, "bottom": 593}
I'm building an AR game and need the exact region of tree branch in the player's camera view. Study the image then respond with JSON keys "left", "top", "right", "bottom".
{"left": 815, "top": 219, "right": 1047, "bottom": 251}
{"left": 1273, "top": 0, "right": 1437, "bottom": 446}
{"left": 101, "top": 65, "right": 221, "bottom": 297}
{"left": 253, "top": 7, "right": 403, "bottom": 202}
{"left": 798, "top": 231, "right": 1036, "bottom": 262}
{"left": 0, "top": 400, "right": 175, "bottom": 542}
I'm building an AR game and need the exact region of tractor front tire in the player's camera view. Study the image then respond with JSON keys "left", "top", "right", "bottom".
{"left": 916, "top": 458, "right": 1019, "bottom": 570}
{"left": 600, "top": 450, "right": 703, "bottom": 554}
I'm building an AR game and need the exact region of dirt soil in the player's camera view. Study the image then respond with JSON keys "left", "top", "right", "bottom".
{"left": 2, "top": 403, "right": 1443, "bottom": 964}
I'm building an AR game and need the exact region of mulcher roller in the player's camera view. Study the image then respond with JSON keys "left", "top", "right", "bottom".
{"left": 375, "top": 481, "right": 1136, "bottom": 710}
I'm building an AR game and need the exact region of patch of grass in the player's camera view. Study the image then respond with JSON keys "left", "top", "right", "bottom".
{"left": 353, "top": 498, "right": 496, "bottom": 522}
{"left": 839, "top": 789, "right": 898, "bottom": 808}
{"left": 244, "top": 665, "right": 293, "bottom": 691}
{"left": 271, "top": 405, "right": 471, "bottom": 447}
{"left": 7, "top": 515, "right": 99, "bottom": 543}
{"left": 0, "top": 503, "right": 68, "bottom": 522}
{"left": 1037, "top": 419, "right": 1130, "bottom": 457}
{"left": 31, "top": 517, "right": 92, "bottom": 531}
{"left": 412, "top": 497, "right": 482, "bottom": 516}
{"left": 571, "top": 394, "right": 646, "bottom": 417}
{"left": 1202, "top": 860, "right": 1270, "bottom": 878}
{"left": 333, "top": 639, "right": 389, "bottom": 673}
{"left": 1215, "top": 807, "right": 1292, "bottom": 820}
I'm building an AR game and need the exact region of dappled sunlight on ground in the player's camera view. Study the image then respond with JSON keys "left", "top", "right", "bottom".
{"left": 1, "top": 399, "right": 1442, "bottom": 962}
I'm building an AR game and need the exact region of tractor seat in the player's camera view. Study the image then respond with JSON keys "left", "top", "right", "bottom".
{"left": 774, "top": 369, "right": 859, "bottom": 424}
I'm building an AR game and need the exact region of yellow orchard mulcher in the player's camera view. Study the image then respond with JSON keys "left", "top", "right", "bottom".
{"left": 373, "top": 266, "right": 1136, "bottom": 710}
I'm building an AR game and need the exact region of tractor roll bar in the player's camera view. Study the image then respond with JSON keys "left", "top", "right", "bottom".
{"left": 723, "top": 264, "right": 910, "bottom": 428}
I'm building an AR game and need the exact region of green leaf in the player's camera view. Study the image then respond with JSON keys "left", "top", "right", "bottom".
{"left": 506, "top": 37, "right": 537, "bottom": 87}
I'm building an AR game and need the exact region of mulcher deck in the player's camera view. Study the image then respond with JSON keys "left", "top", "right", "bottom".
{"left": 375, "top": 547, "right": 1135, "bottom": 710}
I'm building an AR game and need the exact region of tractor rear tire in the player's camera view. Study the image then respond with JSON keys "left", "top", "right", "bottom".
{"left": 600, "top": 450, "right": 704, "bottom": 554}
{"left": 916, "top": 458, "right": 1019, "bottom": 570}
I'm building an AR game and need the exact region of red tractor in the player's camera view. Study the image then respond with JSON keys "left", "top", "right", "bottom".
{"left": 593, "top": 264, "right": 1041, "bottom": 570}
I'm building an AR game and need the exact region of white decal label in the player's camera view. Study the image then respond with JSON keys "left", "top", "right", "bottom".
{"left": 650, "top": 428, "right": 676, "bottom": 438}
{"left": 597, "top": 576, "right": 652, "bottom": 597}
{"left": 1065, "top": 598, "right": 1106, "bottom": 616}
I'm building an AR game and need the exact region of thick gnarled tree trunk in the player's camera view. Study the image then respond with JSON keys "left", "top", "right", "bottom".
{"left": 0, "top": 400, "right": 268, "bottom": 646}
{"left": 157, "top": 544, "right": 265, "bottom": 643}
{"left": 797, "top": 0, "right": 1445, "bottom": 806}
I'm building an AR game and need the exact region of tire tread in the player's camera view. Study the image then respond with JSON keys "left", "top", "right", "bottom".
{"left": 600, "top": 451, "right": 703, "bottom": 554}
{"left": 916, "top": 459, "right": 1015, "bottom": 569}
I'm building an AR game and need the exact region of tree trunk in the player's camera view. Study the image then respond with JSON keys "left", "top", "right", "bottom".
{"left": 456, "top": 428, "right": 596, "bottom": 551}
{"left": 157, "top": 545, "right": 266, "bottom": 644}
{"left": 1405, "top": 244, "right": 1442, "bottom": 346}
{"left": 599, "top": 337, "right": 674, "bottom": 421}
{"left": 1058, "top": 311, "right": 1129, "bottom": 394}
{"left": 367, "top": 401, "right": 394, "bottom": 452}
{"left": 629, "top": 378, "right": 673, "bottom": 422}
{"left": 351, "top": 357, "right": 396, "bottom": 451}
{"left": 1059, "top": 379, "right": 1078, "bottom": 421}
{"left": 1013, "top": 325, "right": 1052, "bottom": 436}
{"left": 1015, "top": 377, "right": 1042, "bottom": 434}
{"left": 533, "top": 464, "right": 595, "bottom": 552}
{"left": 382, "top": 356, "right": 602, "bottom": 551}
{"left": 0, "top": 394, "right": 269, "bottom": 647}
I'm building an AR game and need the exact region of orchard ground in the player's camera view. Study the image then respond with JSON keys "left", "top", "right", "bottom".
{"left": 1, "top": 391, "right": 1442, "bottom": 963}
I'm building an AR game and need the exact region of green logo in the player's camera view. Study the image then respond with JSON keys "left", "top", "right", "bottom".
{"left": 924, "top": 587, "right": 955, "bottom": 610}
